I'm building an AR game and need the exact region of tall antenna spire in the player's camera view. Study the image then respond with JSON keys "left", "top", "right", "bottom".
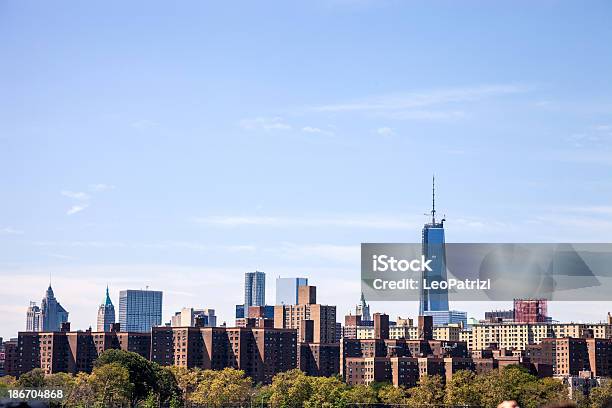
{"left": 431, "top": 174, "right": 436, "bottom": 224}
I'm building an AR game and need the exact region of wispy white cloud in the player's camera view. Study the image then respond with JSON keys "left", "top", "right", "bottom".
{"left": 0, "top": 226, "right": 24, "bottom": 235}
{"left": 61, "top": 190, "right": 90, "bottom": 200}
{"left": 194, "top": 214, "right": 422, "bottom": 229}
{"left": 61, "top": 183, "right": 115, "bottom": 215}
{"left": 309, "top": 84, "right": 530, "bottom": 115}
{"left": 66, "top": 205, "right": 88, "bottom": 215}
{"left": 197, "top": 216, "right": 281, "bottom": 227}
{"left": 532, "top": 100, "right": 612, "bottom": 116}
{"left": 453, "top": 218, "right": 486, "bottom": 229}
{"left": 549, "top": 150, "right": 612, "bottom": 166}
{"left": 593, "top": 124, "right": 612, "bottom": 132}
{"left": 562, "top": 123, "right": 612, "bottom": 152}
{"left": 376, "top": 126, "right": 395, "bottom": 136}
{"left": 380, "top": 110, "right": 466, "bottom": 120}
{"left": 33, "top": 240, "right": 129, "bottom": 248}
{"left": 32, "top": 240, "right": 257, "bottom": 253}
{"left": 89, "top": 183, "right": 116, "bottom": 192}
{"left": 267, "top": 243, "right": 359, "bottom": 264}
{"left": 301, "top": 126, "right": 334, "bottom": 136}
{"left": 239, "top": 117, "right": 292, "bottom": 131}
{"left": 62, "top": 190, "right": 90, "bottom": 215}
{"left": 512, "top": 205, "right": 612, "bottom": 241}
{"left": 528, "top": 214, "right": 612, "bottom": 235}
{"left": 557, "top": 206, "right": 612, "bottom": 216}
{"left": 45, "top": 253, "right": 78, "bottom": 261}
{"left": 533, "top": 100, "right": 558, "bottom": 110}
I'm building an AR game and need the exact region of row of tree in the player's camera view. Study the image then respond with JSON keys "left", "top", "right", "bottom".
{"left": 1, "top": 350, "right": 612, "bottom": 408}
{"left": 0, "top": 350, "right": 181, "bottom": 407}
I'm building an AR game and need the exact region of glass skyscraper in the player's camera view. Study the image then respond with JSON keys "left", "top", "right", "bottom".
{"left": 119, "top": 289, "right": 162, "bottom": 332}
{"left": 422, "top": 310, "right": 467, "bottom": 327}
{"left": 275, "top": 277, "right": 308, "bottom": 305}
{"left": 26, "top": 302, "right": 41, "bottom": 332}
{"left": 244, "top": 271, "right": 266, "bottom": 307}
{"left": 26, "top": 285, "right": 69, "bottom": 332}
{"left": 419, "top": 178, "right": 449, "bottom": 315}
{"left": 419, "top": 177, "right": 466, "bottom": 326}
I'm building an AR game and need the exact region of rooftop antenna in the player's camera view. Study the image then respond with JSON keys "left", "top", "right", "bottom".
{"left": 431, "top": 174, "right": 436, "bottom": 224}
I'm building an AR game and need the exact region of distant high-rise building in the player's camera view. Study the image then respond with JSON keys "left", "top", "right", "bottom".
{"left": 40, "top": 285, "right": 69, "bottom": 332}
{"left": 420, "top": 176, "right": 449, "bottom": 315}
{"left": 26, "top": 285, "right": 69, "bottom": 332}
{"left": 170, "top": 307, "right": 217, "bottom": 327}
{"left": 419, "top": 178, "right": 467, "bottom": 326}
{"left": 484, "top": 309, "right": 514, "bottom": 323}
{"left": 119, "top": 289, "right": 162, "bottom": 332}
{"left": 96, "top": 287, "right": 116, "bottom": 332}
{"left": 274, "top": 285, "right": 337, "bottom": 343}
{"left": 275, "top": 277, "right": 308, "bottom": 305}
{"left": 245, "top": 271, "right": 265, "bottom": 307}
{"left": 423, "top": 310, "right": 467, "bottom": 327}
{"left": 26, "top": 302, "right": 41, "bottom": 332}
{"left": 355, "top": 292, "right": 371, "bottom": 321}
{"left": 514, "top": 299, "right": 548, "bottom": 323}
{"left": 235, "top": 304, "right": 245, "bottom": 318}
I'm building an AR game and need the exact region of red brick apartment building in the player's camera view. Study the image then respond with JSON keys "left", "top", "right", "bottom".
{"left": 150, "top": 326, "right": 297, "bottom": 384}
{"left": 341, "top": 314, "right": 475, "bottom": 386}
{"left": 11, "top": 323, "right": 297, "bottom": 384}
{"left": 273, "top": 285, "right": 340, "bottom": 377}
{"left": 340, "top": 313, "right": 557, "bottom": 387}
{"left": 11, "top": 323, "right": 150, "bottom": 376}
{"left": 526, "top": 337, "right": 612, "bottom": 377}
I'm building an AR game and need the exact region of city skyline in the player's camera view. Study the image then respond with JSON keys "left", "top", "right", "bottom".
{"left": 2, "top": 1, "right": 612, "bottom": 340}
{"left": 7, "top": 268, "right": 612, "bottom": 341}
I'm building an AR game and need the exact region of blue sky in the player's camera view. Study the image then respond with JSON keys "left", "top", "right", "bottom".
{"left": 1, "top": 0, "right": 612, "bottom": 339}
